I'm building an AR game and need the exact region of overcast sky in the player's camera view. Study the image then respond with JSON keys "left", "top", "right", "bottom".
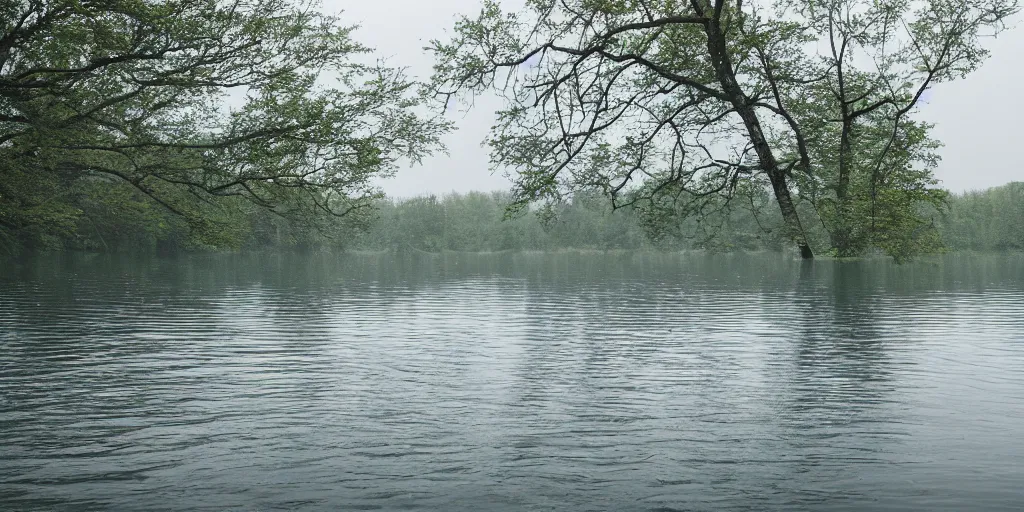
{"left": 337, "top": 0, "right": 1022, "bottom": 198}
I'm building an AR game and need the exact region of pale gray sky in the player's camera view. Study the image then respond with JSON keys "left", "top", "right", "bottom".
{"left": 338, "top": 0, "right": 1022, "bottom": 198}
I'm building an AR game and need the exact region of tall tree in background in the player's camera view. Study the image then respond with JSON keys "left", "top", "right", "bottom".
{"left": 429, "top": 0, "right": 1016, "bottom": 259}
{"left": 0, "top": 0, "right": 448, "bottom": 249}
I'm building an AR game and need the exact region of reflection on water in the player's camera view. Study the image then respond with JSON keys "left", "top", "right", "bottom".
{"left": 2, "top": 252, "right": 1023, "bottom": 511}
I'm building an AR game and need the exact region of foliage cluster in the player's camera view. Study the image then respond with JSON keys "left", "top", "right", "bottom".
{"left": 0, "top": 0, "right": 447, "bottom": 254}
{"left": 428, "top": 0, "right": 1018, "bottom": 259}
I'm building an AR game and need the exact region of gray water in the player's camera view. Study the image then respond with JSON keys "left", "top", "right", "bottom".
{"left": 2, "top": 252, "right": 1023, "bottom": 511}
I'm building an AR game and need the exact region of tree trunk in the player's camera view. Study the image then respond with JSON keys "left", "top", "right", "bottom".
{"left": 833, "top": 117, "right": 854, "bottom": 256}
{"left": 704, "top": 16, "right": 814, "bottom": 259}
{"left": 767, "top": 170, "right": 814, "bottom": 259}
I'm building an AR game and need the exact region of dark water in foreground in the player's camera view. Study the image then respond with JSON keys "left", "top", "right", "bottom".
{"left": 1, "top": 252, "right": 1023, "bottom": 511}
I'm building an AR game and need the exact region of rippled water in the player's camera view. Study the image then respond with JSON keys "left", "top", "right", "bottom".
{"left": 2, "top": 252, "right": 1023, "bottom": 511}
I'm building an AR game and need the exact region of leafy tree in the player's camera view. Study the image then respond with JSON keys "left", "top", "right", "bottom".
{"left": 0, "top": 0, "right": 448, "bottom": 250}
{"left": 428, "top": 0, "right": 1016, "bottom": 259}
{"left": 778, "top": 0, "right": 1009, "bottom": 257}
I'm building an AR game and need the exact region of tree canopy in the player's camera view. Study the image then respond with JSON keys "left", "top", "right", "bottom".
{"left": 429, "top": 0, "right": 1018, "bottom": 259}
{"left": 0, "top": 0, "right": 448, "bottom": 250}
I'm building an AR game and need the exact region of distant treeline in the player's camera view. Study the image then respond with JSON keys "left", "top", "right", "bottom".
{"left": 351, "top": 183, "right": 1024, "bottom": 254}
{"left": 3, "top": 181, "right": 1022, "bottom": 256}
{"left": 940, "top": 183, "right": 1024, "bottom": 251}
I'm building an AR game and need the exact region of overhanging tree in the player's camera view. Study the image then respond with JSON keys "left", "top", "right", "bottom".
{"left": 429, "top": 0, "right": 1016, "bottom": 259}
{"left": 0, "top": 0, "right": 449, "bottom": 249}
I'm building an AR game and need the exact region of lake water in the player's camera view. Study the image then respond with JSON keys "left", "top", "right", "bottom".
{"left": 2, "top": 251, "right": 1023, "bottom": 511}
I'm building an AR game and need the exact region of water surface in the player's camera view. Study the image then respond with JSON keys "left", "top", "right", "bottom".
{"left": 2, "top": 252, "right": 1023, "bottom": 511}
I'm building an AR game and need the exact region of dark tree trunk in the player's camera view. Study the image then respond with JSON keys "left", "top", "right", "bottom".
{"left": 704, "top": 14, "right": 814, "bottom": 259}
{"left": 767, "top": 170, "right": 814, "bottom": 259}
{"left": 833, "top": 117, "right": 855, "bottom": 256}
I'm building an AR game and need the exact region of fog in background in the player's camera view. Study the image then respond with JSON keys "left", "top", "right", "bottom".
{"left": 339, "top": 0, "right": 1022, "bottom": 198}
